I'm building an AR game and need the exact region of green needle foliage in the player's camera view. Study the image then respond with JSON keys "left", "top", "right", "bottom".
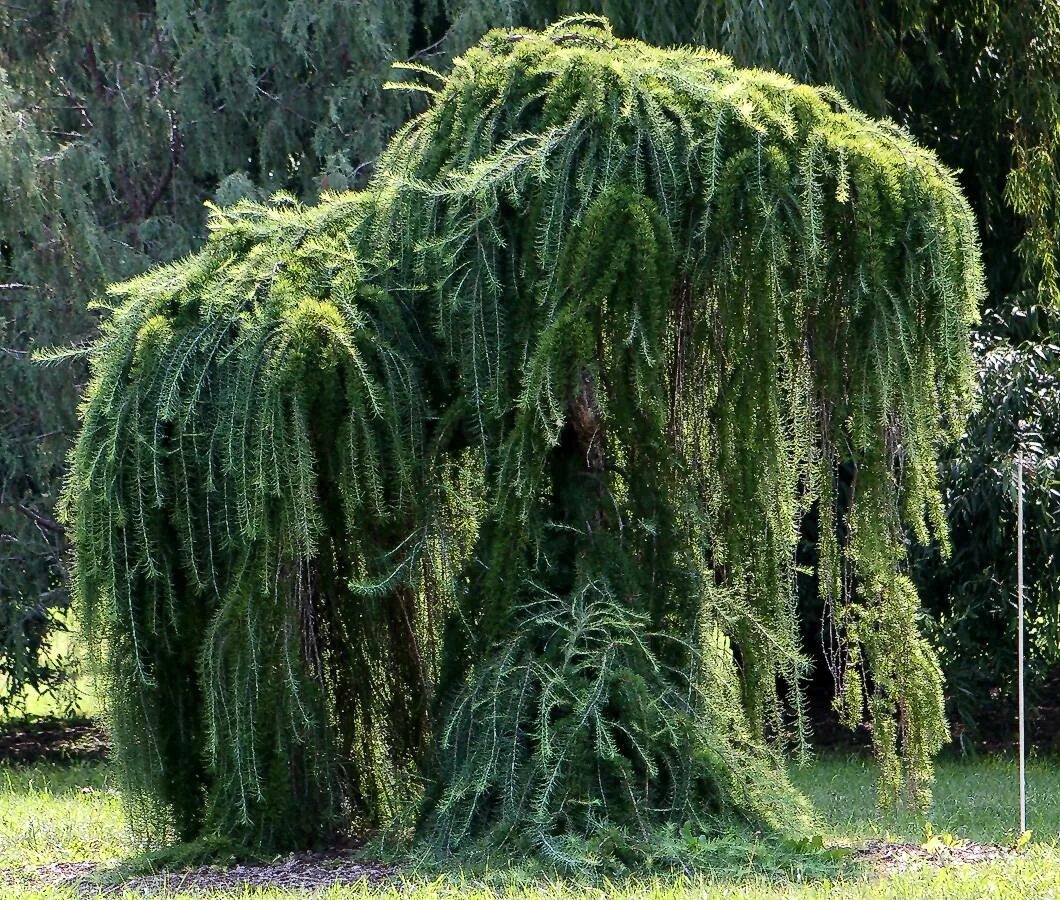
{"left": 62, "top": 18, "right": 984, "bottom": 870}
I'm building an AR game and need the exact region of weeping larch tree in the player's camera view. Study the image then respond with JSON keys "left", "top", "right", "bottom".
{"left": 61, "top": 18, "right": 984, "bottom": 869}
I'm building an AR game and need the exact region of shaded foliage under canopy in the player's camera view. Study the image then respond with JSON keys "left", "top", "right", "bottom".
{"left": 63, "top": 20, "right": 983, "bottom": 868}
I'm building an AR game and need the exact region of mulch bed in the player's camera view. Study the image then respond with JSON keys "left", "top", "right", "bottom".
{"left": 1, "top": 840, "right": 1018, "bottom": 895}
{"left": 0, "top": 717, "right": 109, "bottom": 763}
{"left": 1, "top": 852, "right": 396, "bottom": 896}
{"left": 99, "top": 853, "right": 397, "bottom": 896}
{"left": 853, "top": 838, "right": 1012, "bottom": 875}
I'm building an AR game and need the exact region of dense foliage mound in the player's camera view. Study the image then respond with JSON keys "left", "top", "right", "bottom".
{"left": 63, "top": 18, "right": 984, "bottom": 869}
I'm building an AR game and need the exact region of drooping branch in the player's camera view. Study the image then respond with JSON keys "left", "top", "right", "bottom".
{"left": 62, "top": 16, "right": 983, "bottom": 868}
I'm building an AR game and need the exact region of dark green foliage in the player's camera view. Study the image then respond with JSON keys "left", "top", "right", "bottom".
{"left": 62, "top": 19, "right": 983, "bottom": 868}
{"left": 917, "top": 297, "right": 1060, "bottom": 739}
{"left": 692, "top": 0, "right": 1060, "bottom": 745}
{"left": 0, "top": 0, "right": 439, "bottom": 709}
{"left": 0, "top": 69, "right": 122, "bottom": 712}
{"left": 881, "top": 2, "right": 1060, "bottom": 739}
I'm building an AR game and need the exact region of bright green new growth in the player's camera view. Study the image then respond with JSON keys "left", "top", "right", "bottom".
{"left": 63, "top": 17, "right": 984, "bottom": 869}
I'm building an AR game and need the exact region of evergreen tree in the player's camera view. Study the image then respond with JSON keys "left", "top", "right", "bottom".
{"left": 4, "top": 0, "right": 1057, "bottom": 750}
{"left": 63, "top": 18, "right": 983, "bottom": 868}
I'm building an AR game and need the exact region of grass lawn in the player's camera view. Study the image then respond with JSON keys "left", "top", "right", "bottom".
{"left": 0, "top": 619, "right": 100, "bottom": 723}
{"left": 0, "top": 751, "right": 1058, "bottom": 898}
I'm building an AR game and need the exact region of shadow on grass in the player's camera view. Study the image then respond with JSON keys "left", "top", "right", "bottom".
{"left": 0, "top": 716, "right": 108, "bottom": 765}
{"left": 87, "top": 826, "right": 859, "bottom": 896}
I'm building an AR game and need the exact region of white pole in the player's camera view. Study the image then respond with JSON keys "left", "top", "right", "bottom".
{"left": 1017, "top": 450, "right": 1026, "bottom": 835}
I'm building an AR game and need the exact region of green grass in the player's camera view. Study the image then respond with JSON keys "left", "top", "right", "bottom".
{"left": 0, "top": 763, "right": 125, "bottom": 870}
{"left": 0, "top": 618, "right": 100, "bottom": 722}
{"left": 792, "top": 752, "right": 1060, "bottom": 845}
{"left": 2, "top": 679, "right": 99, "bottom": 723}
{"left": 0, "top": 753, "right": 1057, "bottom": 898}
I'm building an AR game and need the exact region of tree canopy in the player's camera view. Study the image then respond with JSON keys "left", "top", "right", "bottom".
{"left": 62, "top": 19, "right": 983, "bottom": 868}
{"left": 3, "top": 2, "right": 1057, "bottom": 736}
